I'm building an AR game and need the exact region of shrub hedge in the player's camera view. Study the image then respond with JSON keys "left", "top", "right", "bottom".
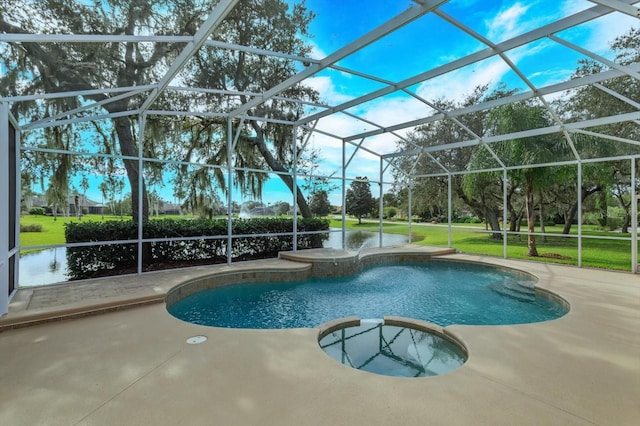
{"left": 65, "top": 217, "right": 330, "bottom": 280}
{"left": 20, "top": 223, "right": 43, "bottom": 232}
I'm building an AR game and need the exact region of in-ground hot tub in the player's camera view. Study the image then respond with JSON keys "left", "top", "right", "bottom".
{"left": 318, "top": 316, "right": 468, "bottom": 378}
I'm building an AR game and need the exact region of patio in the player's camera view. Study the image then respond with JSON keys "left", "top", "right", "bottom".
{"left": 1, "top": 250, "right": 638, "bottom": 425}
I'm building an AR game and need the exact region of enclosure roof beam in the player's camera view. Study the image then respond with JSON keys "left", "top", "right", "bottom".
{"left": 300, "top": 125, "right": 343, "bottom": 141}
{"left": 205, "top": 40, "right": 320, "bottom": 64}
{"left": 3, "top": 84, "right": 158, "bottom": 104}
{"left": 229, "top": 0, "right": 447, "bottom": 118}
{"left": 340, "top": 110, "right": 417, "bottom": 150}
{"left": 347, "top": 63, "right": 640, "bottom": 142}
{"left": 593, "top": 83, "right": 640, "bottom": 109}
{"left": 0, "top": 34, "right": 192, "bottom": 43}
{"left": 28, "top": 109, "right": 140, "bottom": 130}
{"left": 382, "top": 110, "right": 640, "bottom": 160}
{"left": 138, "top": 0, "right": 240, "bottom": 114}
{"left": 23, "top": 87, "right": 153, "bottom": 130}
{"left": 588, "top": 0, "right": 640, "bottom": 17}
{"left": 297, "top": 2, "right": 622, "bottom": 127}
{"left": 412, "top": 152, "right": 640, "bottom": 179}
{"left": 548, "top": 34, "right": 640, "bottom": 81}
{"left": 146, "top": 110, "right": 303, "bottom": 126}
{"left": 571, "top": 129, "right": 640, "bottom": 147}
{"left": 166, "top": 85, "right": 332, "bottom": 110}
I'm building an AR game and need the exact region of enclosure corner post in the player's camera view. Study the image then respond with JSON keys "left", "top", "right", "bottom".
{"left": 631, "top": 158, "right": 637, "bottom": 273}
{"left": 227, "top": 118, "right": 233, "bottom": 264}
{"left": 503, "top": 169, "right": 508, "bottom": 259}
{"left": 292, "top": 125, "right": 298, "bottom": 252}
{"left": 447, "top": 173, "right": 452, "bottom": 248}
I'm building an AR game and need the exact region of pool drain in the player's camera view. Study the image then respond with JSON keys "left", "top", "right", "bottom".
{"left": 186, "top": 335, "right": 207, "bottom": 344}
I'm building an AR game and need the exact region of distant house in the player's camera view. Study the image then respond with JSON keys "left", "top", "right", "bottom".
{"left": 30, "top": 194, "right": 104, "bottom": 215}
{"left": 159, "top": 203, "right": 181, "bottom": 215}
{"left": 250, "top": 206, "right": 275, "bottom": 216}
{"left": 69, "top": 195, "right": 104, "bottom": 215}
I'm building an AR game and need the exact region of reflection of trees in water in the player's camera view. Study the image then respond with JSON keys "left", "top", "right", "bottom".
{"left": 344, "top": 230, "right": 417, "bottom": 250}
{"left": 407, "top": 330, "right": 463, "bottom": 374}
{"left": 48, "top": 248, "right": 60, "bottom": 273}
{"left": 320, "top": 323, "right": 465, "bottom": 377}
{"left": 346, "top": 231, "right": 371, "bottom": 249}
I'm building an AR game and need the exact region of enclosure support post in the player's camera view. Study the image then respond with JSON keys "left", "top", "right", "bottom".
{"left": 447, "top": 173, "right": 452, "bottom": 248}
{"left": 577, "top": 161, "right": 583, "bottom": 268}
{"left": 137, "top": 114, "right": 146, "bottom": 275}
{"left": 0, "top": 102, "right": 9, "bottom": 315}
{"left": 227, "top": 118, "right": 233, "bottom": 264}
{"left": 292, "top": 126, "right": 298, "bottom": 251}
{"left": 408, "top": 182, "right": 412, "bottom": 244}
{"left": 631, "top": 158, "right": 637, "bottom": 273}
{"left": 341, "top": 140, "right": 347, "bottom": 250}
{"left": 503, "top": 169, "right": 508, "bottom": 259}
{"left": 12, "top": 112, "right": 20, "bottom": 298}
{"left": 379, "top": 157, "right": 384, "bottom": 248}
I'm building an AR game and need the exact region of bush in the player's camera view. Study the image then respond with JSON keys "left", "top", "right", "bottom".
{"left": 65, "top": 217, "right": 330, "bottom": 280}
{"left": 384, "top": 207, "right": 397, "bottom": 219}
{"left": 29, "top": 207, "right": 45, "bottom": 215}
{"left": 20, "top": 223, "right": 43, "bottom": 232}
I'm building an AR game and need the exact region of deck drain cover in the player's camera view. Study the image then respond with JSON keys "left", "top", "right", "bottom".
{"left": 186, "top": 335, "right": 207, "bottom": 344}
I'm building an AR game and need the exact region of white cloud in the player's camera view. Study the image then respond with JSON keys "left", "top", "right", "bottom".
{"left": 304, "top": 76, "right": 353, "bottom": 105}
{"left": 308, "top": 40, "right": 328, "bottom": 60}
{"left": 415, "top": 56, "right": 512, "bottom": 102}
{"left": 582, "top": 12, "right": 639, "bottom": 56}
{"left": 486, "top": 3, "right": 531, "bottom": 42}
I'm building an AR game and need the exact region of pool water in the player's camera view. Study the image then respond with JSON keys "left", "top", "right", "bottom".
{"left": 167, "top": 262, "right": 567, "bottom": 329}
{"left": 319, "top": 320, "right": 467, "bottom": 378}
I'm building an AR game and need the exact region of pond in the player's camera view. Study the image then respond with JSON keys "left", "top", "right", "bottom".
{"left": 18, "top": 230, "right": 410, "bottom": 287}
{"left": 19, "top": 248, "right": 68, "bottom": 287}
{"left": 323, "top": 229, "right": 410, "bottom": 250}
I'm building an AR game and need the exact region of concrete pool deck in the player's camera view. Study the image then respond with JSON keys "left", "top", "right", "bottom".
{"left": 0, "top": 246, "right": 639, "bottom": 425}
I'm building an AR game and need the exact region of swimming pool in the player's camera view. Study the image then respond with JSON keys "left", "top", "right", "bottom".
{"left": 167, "top": 261, "right": 568, "bottom": 329}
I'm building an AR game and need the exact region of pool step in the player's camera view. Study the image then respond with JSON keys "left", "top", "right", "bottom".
{"left": 490, "top": 279, "right": 536, "bottom": 302}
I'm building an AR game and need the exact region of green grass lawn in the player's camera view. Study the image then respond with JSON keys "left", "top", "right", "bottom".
{"left": 329, "top": 218, "right": 635, "bottom": 271}
{"left": 20, "top": 214, "right": 636, "bottom": 271}
{"left": 19, "top": 213, "right": 197, "bottom": 250}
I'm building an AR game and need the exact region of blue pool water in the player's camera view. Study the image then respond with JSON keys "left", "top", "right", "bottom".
{"left": 167, "top": 262, "right": 567, "bottom": 329}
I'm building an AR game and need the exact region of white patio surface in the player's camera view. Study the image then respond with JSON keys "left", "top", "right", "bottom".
{"left": 0, "top": 249, "right": 638, "bottom": 425}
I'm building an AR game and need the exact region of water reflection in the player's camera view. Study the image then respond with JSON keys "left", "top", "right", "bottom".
{"left": 20, "top": 248, "right": 68, "bottom": 287}
{"left": 324, "top": 230, "right": 409, "bottom": 250}
{"left": 319, "top": 320, "right": 467, "bottom": 377}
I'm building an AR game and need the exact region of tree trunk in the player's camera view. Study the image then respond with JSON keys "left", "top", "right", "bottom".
{"left": 539, "top": 190, "right": 546, "bottom": 244}
{"left": 525, "top": 179, "right": 538, "bottom": 257}
{"left": 621, "top": 214, "right": 631, "bottom": 234}
{"left": 562, "top": 186, "right": 601, "bottom": 234}
{"left": 249, "top": 122, "right": 313, "bottom": 218}
{"left": 562, "top": 203, "right": 577, "bottom": 234}
{"left": 484, "top": 208, "right": 502, "bottom": 240}
{"left": 112, "top": 116, "right": 149, "bottom": 223}
{"left": 456, "top": 187, "right": 501, "bottom": 239}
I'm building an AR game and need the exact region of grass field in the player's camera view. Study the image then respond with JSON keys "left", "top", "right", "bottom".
{"left": 329, "top": 218, "right": 636, "bottom": 272}
{"left": 19, "top": 214, "right": 636, "bottom": 272}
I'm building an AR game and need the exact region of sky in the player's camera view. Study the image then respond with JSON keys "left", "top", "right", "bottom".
{"left": 22, "top": 0, "right": 640, "bottom": 208}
